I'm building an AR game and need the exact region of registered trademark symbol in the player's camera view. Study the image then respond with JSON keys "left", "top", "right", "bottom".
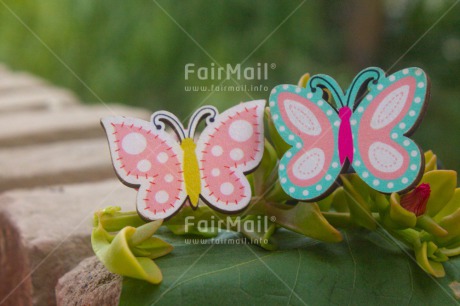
{"left": 270, "top": 216, "right": 276, "bottom": 222}
{"left": 270, "top": 63, "right": 276, "bottom": 69}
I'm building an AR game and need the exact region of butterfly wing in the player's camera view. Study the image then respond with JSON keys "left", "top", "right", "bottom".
{"left": 196, "top": 100, "right": 265, "bottom": 212}
{"left": 351, "top": 67, "right": 429, "bottom": 193}
{"left": 101, "top": 116, "right": 187, "bottom": 220}
{"left": 270, "top": 85, "right": 342, "bottom": 200}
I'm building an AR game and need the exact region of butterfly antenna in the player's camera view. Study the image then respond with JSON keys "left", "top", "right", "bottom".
{"left": 346, "top": 67, "right": 382, "bottom": 109}
{"left": 186, "top": 106, "right": 218, "bottom": 138}
{"left": 151, "top": 111, "right": 186, "bottom": 140}
{"left": 308, "top": 74, "right": 344, "bottom": 109}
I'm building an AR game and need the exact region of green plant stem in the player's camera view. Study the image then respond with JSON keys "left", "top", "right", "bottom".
{"left": 440, "top": 246, "right": 460, "bottom": 257}
{"left": 322, "top": 212, "right": 353, "bottom": 228}
{"left": 99, "top": 211, "right": 146, "bottom": 232}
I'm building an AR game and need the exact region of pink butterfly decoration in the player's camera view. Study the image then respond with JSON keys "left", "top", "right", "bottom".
{"left": 101, "top": 100, "right": 265, "bottom": 220}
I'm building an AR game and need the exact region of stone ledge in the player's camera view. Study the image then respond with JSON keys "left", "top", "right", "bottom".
{"left": 0, "top": 180, "right": 136, "bottom": 306}
{"left": 0, "top": 138, "right": 114, "bottom": 192}
{"left": 55, "top": 256, "right": 121, "bottom": 306}
{"left": 0, "top": 104, "right": 150, "bottom": 147}
{"left": 0, "top": 86, "right": 78, "bottom": 113}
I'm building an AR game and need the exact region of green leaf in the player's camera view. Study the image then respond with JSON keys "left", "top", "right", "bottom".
{"left": 239, "top": 215, "right": 278, "bottom": 251}
{"left": 421, "top": 170, "right": 457, "bottom": 217}
{"left": 341, "top": 175, "right": 377, "bottom": 230}
{"left": 129, "top": 221, "right": 163, "bottom": 246}
{"left": 134, "top": 237, "right": 174, "bottom": 259}
{"left": 424, "top": 150, "right": 434, "bottom": 164}
{"left": 164, "top": 205, "right": 221, "bottom": 238}
{"left": 120, "top": 228, "right": 460, "bottom": 305}
{"left": 265, "top": 108, "right": 290, "bottom": 158}
{"left": 414, "top": 241, "right": 446, "bottom": 277}
{"left": 317, "top": 192, "right": 334, "bottom": 212}
{"left": 94, "top": 206, "right": 146, "bottom": 232}
{"left": 424, "top": 151, "right": 438, "bottom": 173}
{"left": 251, "top": 139, "right": 278, "bottom": 195}
{"left": 381, "top": 193, "right": 417, "bottom": 229}
{"left": 416, "top": 215, "right": 448, "bottom": 238}
{"left": 435, "top": 188, "right": 460, "bottom": 222}
{"left": 340, "top": 173, "right": 379, "bottom": 210}
{"left": 437, "top": 208, "right": 460, "bottom": 246}
{"left": 92, "top": 220, "right": 171, "bottom": 284}
{"left": 265, "top": 202, "right": 342, "bottom": 243}
{"left": 329, "top": 187, "right": 349, "bottom": 213}
{"left": 264, "top": 180, "right": 292, "bottom": 204}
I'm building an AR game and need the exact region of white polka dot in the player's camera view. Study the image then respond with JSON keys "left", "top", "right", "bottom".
{"left": 269, "top": 101, "right": 275, "bottom": 107}
{"left": 229, "top": 120, "right": 253, "bottom": 142}
{"left": 354, "top": 160, "right": 361, "bottom": 167}
{"left": 279, "top": 164, "right": 285, "bottom": 171}
{"left": 418, "top": 82, "right": 425, "bottom": 88}
{"left": 332, "top": 162, "right": 339, "bottom": 168}
{"left": 403, "top": 140, "right": 410, "bottom": 146}
{"left": 307, "top": 93, "right": 313, "bottom": 99}
{"left": 373, "top": 179, "right": 380, "bottom": 186}
{"left": 283, "top": 85, "right": 289, "bottom": 89}
{"left": 220, "top": 182, "right": 234, "bottom": 195}
{"left": 399, "top": 123, "right": 406, "bottom": 129}
{"left": 387, "top": 182, "right": 394, "bottom": 189}
{"left": 327, "top": 110, "right": 333, "bottom": 116}
{"left": 295, "top": 87, "right": 301, "bottom": 93}
{"left": 409, "top": 110, "right": 416, "bottom": 117}
{"left": 411, "top": 150, "right": 418, "bottom": 157}
{"left": 317, "top": 100, "right": 324, "bottom": 106}
{"left": 281, "top": 177, "right": 287, "bottom": 184}
{"left": 377, "top": 84, "right": 383, "bottom": 90}
{"left": 289, "top": 187, "right": 295, "bottom": 193}
{"left": 211, "top": 145, "right": 223, "bottom": 156}
{"left": 296, "top": 143, "right": 302, "bottom": 149}
{"left": 357, "top": 106, "right": 364, "bottom": 113}
{"left": 230, "top": 148, "right": 244, "bottom": 161}
{"left": 288, "top": 134, "right": 295, "bottom": 141}
{"left": 137, "top": 159, "right": 151, "bottom": 172}
{"left": 279, "top": 126, "right": 286, "bottom": 132}
{"left": 389, "top": 75, "right": 396, "bottom": 82}
{"left": 302, "top": 190, "right": 309, "bottom": 196}
{"left": 410, "top": 164, "right": 417, "bottom": 171}
{"left": 350, "top": 119, "right": 357, "bottom": 126}
{"left": 157, "top": 152, "right": 168, "bottom": 164}
{"left": 403, "top": 69, "right": 409, "bottom": 75}
{"left": 316, "top": 185, "right": 322, "bottom": 191}
{"left": 402, "top": 177, "right": 408, "bottom": 184}
{"left": 273, "top": 114, "right": 279, "bottom": 120}
{"left": 391, "top": 133, "right": 398, "bottom": 139}
{"left": 415, "top": 97, "right": 421, "bottom": 103}
{"left": 362, "top": 171, "right": 369, "bottom": 178}
{"left": 122, "top": 133, "right": 147, "bottom": 155}
{"left": 271, "top": 88, "right": 277, "bottom": 94}
{"left": 155, "top": 190, "right": 169, "bottom": 204}
{"left": 286, "top": 151, "right": 292, "bottom": 158}
{"left": 334, "top": 121, "right": 340, "bottom": 127}
{"left": 326, "top": 174, "right": 332, "bottom": 181}
{"left": 366, "top": 94, "right": 373, "bottom": 101}
{"left": 164, "top": 174, "right": 174, "bottom": 182}
{"left": 211, "top": 168, "right": 220, "bottom": 177}
{"left": 416, "top": 69, "right": 422, "bottom": 76}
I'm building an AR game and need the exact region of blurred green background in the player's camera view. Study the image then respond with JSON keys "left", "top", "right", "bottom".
{"left": 0, "top": 0, "right": 459, "bottom": 172}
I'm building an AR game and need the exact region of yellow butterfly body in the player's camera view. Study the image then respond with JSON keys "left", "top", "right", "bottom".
{"left": 180, "top": 138, "right": 201, "bottom": 207}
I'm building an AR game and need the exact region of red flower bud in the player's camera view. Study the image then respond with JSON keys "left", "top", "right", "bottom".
{"left": 400, "top": 183, "right": 431, "bottom": 216}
